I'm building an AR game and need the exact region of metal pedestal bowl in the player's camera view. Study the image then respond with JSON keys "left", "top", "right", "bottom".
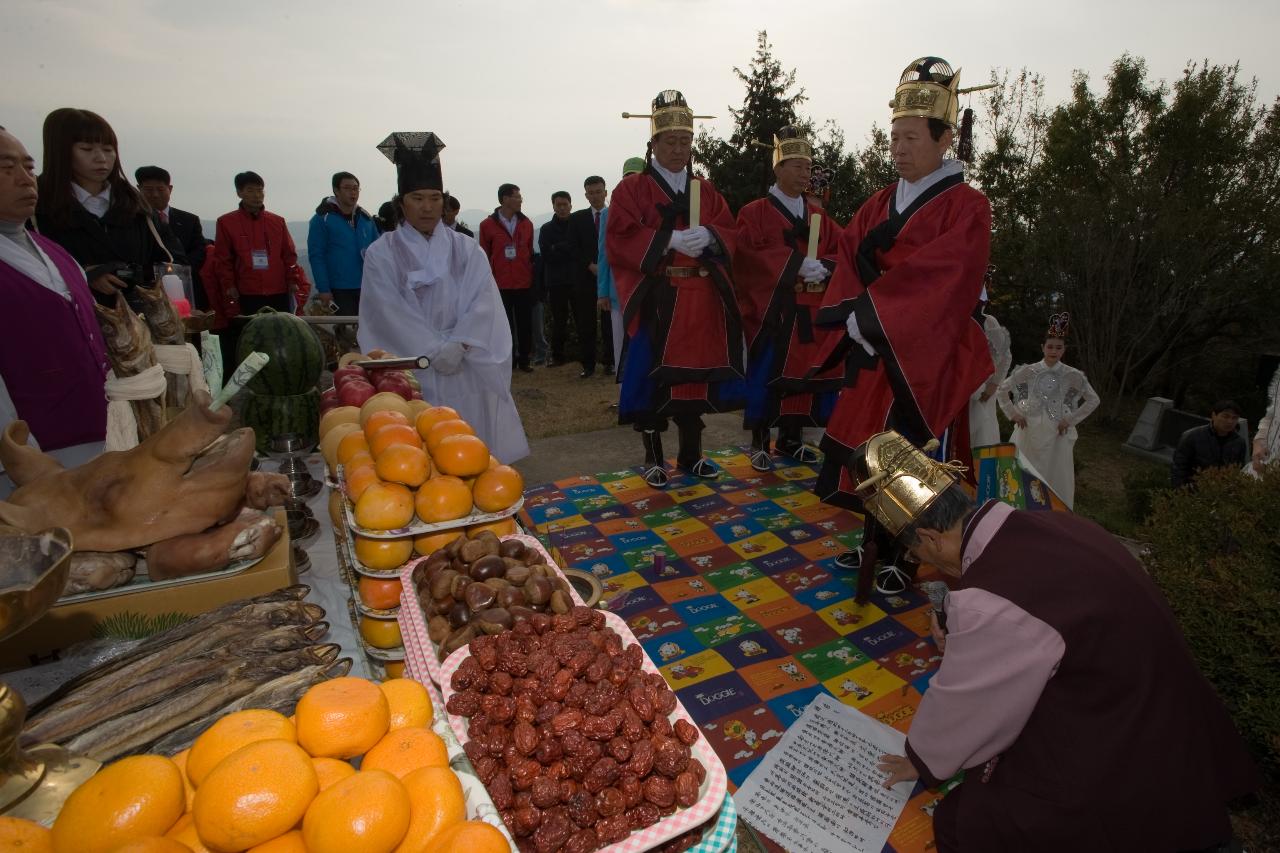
{"left": 0, "top": 527, "right": 100, "bottom": 821}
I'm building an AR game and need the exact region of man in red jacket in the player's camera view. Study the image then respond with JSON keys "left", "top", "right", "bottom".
{"left": 213, "top": 171, "right": 306, "bottom": 362}
{"left": 478, "top": 183, "right": 535, "bottom": 373}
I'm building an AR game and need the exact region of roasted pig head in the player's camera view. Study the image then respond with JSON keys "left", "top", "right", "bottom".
{"left": 0, "top": 390, "right": 258, "bottom": 552}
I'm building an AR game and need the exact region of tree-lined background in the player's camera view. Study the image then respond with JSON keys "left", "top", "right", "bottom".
{"left": 696, "top": 33, "right": 1280, "bottom": 422}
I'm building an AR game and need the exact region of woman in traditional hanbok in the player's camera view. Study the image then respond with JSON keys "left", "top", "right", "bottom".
{"left": 996, "top": 312, "right": 1098, "bottom": 508}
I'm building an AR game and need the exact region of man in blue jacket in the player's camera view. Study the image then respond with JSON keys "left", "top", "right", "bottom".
{"left": 307, "top": 171, "right": 380, "bottom": 315}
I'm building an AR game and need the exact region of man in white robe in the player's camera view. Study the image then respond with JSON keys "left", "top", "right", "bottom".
{"left": 357, "top": 132, "right": 529, "bottom": 464}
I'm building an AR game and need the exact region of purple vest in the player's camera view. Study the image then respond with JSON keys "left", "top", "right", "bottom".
{"left": 0, "top": 233, "right": 110, "bottom": 451}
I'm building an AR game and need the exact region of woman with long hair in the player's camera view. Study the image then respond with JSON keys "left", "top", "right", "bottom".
{"left": 34, "top": 108, "right": 185, "bottom": 309}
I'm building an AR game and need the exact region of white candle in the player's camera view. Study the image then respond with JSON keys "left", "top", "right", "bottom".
{"left": 806, "top": 213, "right": 821, "bottom": 261}
{"left": 688, "top": 181, "right": 700, "bottom": 229}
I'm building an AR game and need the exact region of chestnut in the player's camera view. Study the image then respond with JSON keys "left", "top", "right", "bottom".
{"left": 429, "top": 569, "right": 458, "bottom": 601}
{"left": 498, "top": 586, "right": 528, "bottom": 610}
{"left": 448, "top": 601, "right": 472, "bottom": 629}
{"left": 427, "top": 614, "right": 451, "bottom": 643}
{"left": 465, "top": 582, "right": 499, "bottom": 611}
{"left": 475, "top": 607, "right": 515, "bottom": 635}
{"left": 524, "top": 576, "right": 553, "bottom": 607}
{"left": 499, "top": 539, "right": 528, "bottom": 560}
{"left": 504, "top": 564, "right": 533, "bottom": 586}
{"left": 470, "top": 554, "right": 508, "bottom": 581}
{"left": 440, "top": 624, "right": 476, "bottom": 657}
{"left": 450, "top": 573, "right": 472, "bottom": 600}
{"left": 549, "top": 590, "right": 572, "bottom": 615}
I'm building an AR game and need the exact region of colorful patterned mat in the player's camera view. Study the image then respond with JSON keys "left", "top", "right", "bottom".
{"left": 520, "top": 447, "right": 947, "bottom": 853}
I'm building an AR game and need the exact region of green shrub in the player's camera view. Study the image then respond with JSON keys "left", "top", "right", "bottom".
{"left": 1123, "top": 464, "right": 1173, "bottom": 526}
{"left": 1141, "top": 465, "right": 1280, "bottom": 780}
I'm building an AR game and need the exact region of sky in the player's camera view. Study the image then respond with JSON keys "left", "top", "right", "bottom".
{"left": 3, "top": 0, "right": 1277, "bottom": 225}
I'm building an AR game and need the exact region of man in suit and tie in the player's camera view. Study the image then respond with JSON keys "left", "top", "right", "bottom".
{"left": 135, "top": 165, "right": 207, "bottom": 308}
{"left": 571, "top": 176, "right": 612, "bottom": 375}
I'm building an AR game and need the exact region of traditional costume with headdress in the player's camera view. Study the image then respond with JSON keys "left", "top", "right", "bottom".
{"left": 850, "top": 430, "right": 1257, "bottom": 853}
{"left": 812, "top": 57, "right": 994, "bottom": 507}
{"left": 357, "top": 132, "right": 529, "bottom": 463}
{"left": 606, "top": 91, "right": 746, "bottom": 486}
{"left": 733, "top": 126, "right": 845, "bottom": 470}
{"left": 994, "top": 312, "right": 1097, "bottom": 507}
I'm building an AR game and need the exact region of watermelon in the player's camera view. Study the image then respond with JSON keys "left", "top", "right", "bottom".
{"left": 239, "top": 388, "right": 321, "bottom": 453}
{"left": 234, "top": 307, "right": 325, "bottom": 396}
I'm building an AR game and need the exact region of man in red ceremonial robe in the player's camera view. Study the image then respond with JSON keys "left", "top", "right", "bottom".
{"left": 734, "top": 126, "right": 844, "bottom": 471}
{"left": 813, "top": 57, "right": 993, "bottom": 598}
{"left": 607, "top": 90, "right": 745, "bottom": 487}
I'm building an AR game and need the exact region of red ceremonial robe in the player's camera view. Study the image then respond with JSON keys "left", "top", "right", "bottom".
{"left": 606, "top": 169, "right": 745, "bottom": 423}
{"left": 735, "top": 195, "right": 844, "bottom": 428}
{"left": 813, "top": 173, "right": 993, "bottom": 507}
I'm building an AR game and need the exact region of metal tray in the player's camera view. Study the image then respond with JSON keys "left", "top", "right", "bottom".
{"left": 336, "top": 465, "right": 523, "bottom": 540}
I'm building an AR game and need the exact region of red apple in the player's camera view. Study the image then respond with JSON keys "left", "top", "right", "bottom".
{"left": 374, "top": 372, "right": 414, "bottom": 400}
{"left": 337, "top": 378, "right": 376, "bottom": 408}
{"left": 333, "top": 365, "right": 368, "bottom": 388}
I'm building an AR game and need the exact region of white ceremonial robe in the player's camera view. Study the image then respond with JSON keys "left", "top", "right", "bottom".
{"left": 358, "top": 222, "right": 530, "bottom": 464}
{"left": 997, "top": 360, "right": 1099, "bottom": 508}
{"left": 968, "top": 313, "right": 1012, "bottom": 448}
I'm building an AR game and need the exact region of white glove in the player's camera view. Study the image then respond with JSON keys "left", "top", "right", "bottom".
{"left": 798, "top": 258, "right": 828, "bottom": 283}
{"left": 668, "top": 227, "right": 711, "bottom": 258}
{"left": 845, "top": 313, "right": 876, "bottom": 357}
{"left": 432, "top": 341, "right": 465, "bottom": 375}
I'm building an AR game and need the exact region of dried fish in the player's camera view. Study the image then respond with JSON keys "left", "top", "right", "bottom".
{"left": 150, "top": 657, "right": 352, "bottom": 755}
{"left": 24, "top": 621, "right": 330, "bottom": 745}
{"left": 61, "top": 645, "right": 339, "bottom": 762}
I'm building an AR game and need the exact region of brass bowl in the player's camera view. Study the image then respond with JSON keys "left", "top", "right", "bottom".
{"left": 0, "top": 528, "right": 74, "bottom": 643}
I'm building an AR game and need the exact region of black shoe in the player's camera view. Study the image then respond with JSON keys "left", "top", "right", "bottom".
{"left": 834, "top": 548, "right": 862, "bottom": 571}
{"left": 749, "top": 448, "right": 773, "bottom": 472}
{"left": 681, "top": 458, "right": 720, "bottom": 479}
{"left": 603, "top": 364, "right": 615, "bottom": 375}
{"left": 518, "top": 363, "right": 534, "bottom": 373}
{"left": 579, "top": 369, "right": 595, "bottom": 379}
{"left": 874, "top": 564, "right": 912, "bottom": 595}
{"left": 643, "top": 464, "right": 670, "bottom": 488}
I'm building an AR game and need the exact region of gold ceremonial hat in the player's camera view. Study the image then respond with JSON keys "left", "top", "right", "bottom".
{"left": 770, "top": 125, "right": 813, "bottom": 167}
{"left": 852, "top": 431, "right": 961, "bottom": 537}
{"left": 622, "top": 90, "right": 714, "bottom": 138}
{"left": 890, "top": 56, "right": 963, "bottom": 128}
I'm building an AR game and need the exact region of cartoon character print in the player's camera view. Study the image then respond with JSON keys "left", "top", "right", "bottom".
{"left": 814, "top": 589, "right": 840, "bottom": 601}
{"left": 777, "top": 626, "right": 805, "bottom": 646}
{"left": 783, "top": 571, "right": 816, "bottom": 592}
{"left": 739, "top": 541, "right": 764, "bottom": 554}
{"left": 729, "top": 524, "right": 751, "bottom": 539}
{"left": 687, "top": 578, "right": 707, "bottom": 592}
{"left": 999, "top": 467, "right": 1021, "bottom": 502}
{"left": 884, "top": 595, "right": 911, "bottom": 609}
{"left": 1029, "top": 480, "right": 1046, "bottom": 504}
{"left": 713, "top": 615, "right": 747, "bottom": 640}
{"left": 545, "top": 506, "right": 565, "bottom": 519}
{"left": 730, "top": 565, "right": 755, "bottom": 580}
{"left": 590, "top": 562, "right": 612, "bottom": 579}
{"left": 629, "top": 613, "right": 682, "bottom": 638}
{"left": 668, "top": 661, "right": 704, "bottom": 681}
{"left": 732, "top": 587, "right": 761, "bottom": 606}
{"left": 778, "top": 661, "right": 806, "bottom": 682}
{"left": 837, "top": 677, "right": 872, "bottom": 700}
{"left": 894, "top": 647, "right": 944, "bottom": 678}
{"left": 691, "top": 554, "right": 714, "bottom": 569}
{"left": 738, "top": 639, "right": 767, "bottom": 657}
{"left": 830, "top": 607, "right": 863, "bottom": 627}
{"left": 657, "top": 641, "right": 685, "bottom": 661}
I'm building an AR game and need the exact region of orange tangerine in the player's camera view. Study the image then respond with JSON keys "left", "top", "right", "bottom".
{"left": 431, "top": 434, "right": 489, "bottom": 477}
{"left": 357, "top": 575, "right": 405, "bottom": 609}
{"left": 359, "top": 393, "right": 415, "bottom": 428}
{"left": 321, "top": 422, "right": 363, "bottom": 472}
{"left": 170, "top": 748, "right": 196, "bottom": 810}
{"left": 354, "top": 482, "right": 415, "bottom": 530}
{"left": 192, "top": 739, "right": 318, "bottom": 852}
{"left": 311, "top": 758, "right": 356, "bottom": 791}
{"left": 392, "top": 767, "right": 465, "bottom": 853}
{"left": 336, "top": 431, "right": 371, "bottom": 467}
{"left": 424, "top": 419, "right": 475, "bottom": 455}
{"left": 359, "top": 615, "right": 403, "bottom": 650}
{"left": 369, "top": 424, "right": 422, "bottom": 458}
{"left": 104, "top": 840, "right": 191, "bottom": 853}
{"left": 379, "top": 679, "right": 433, "bottom": 730}
{"left": 51, "top": 755, "right": 186, "bottom": 853}
{"left": 375, "top": 444, "right": 431, "bottom": 487}
{"left": 353, "top": 536, "right": 413, "bottom": 572}
{"left": 471, "top": 465, "right": 523, "bottom": 513}
{"left": 0, "top": 817, "right": 52, "bottom": 853}
{"left": 413, "top": 406, "right": 460, "bottom": 442}
{"left": 429, "top": 821, "right": 509, "bottom": 853}
{"left": 247, "top": 831, "right": 307, "bottom": 852}
{"left": 412, "top": 529, "right": 462, "bottom": 556}
{"left": 360, "top": 727, "right": 447, "bottom": 779}
{"left": 414, "top": 476, "right": 472, "bottom": 523}
{"left": 186, "top": 709, "right": 297, "bottom": 787}
{"left": 162, "top": 814, "right": 211, "bottom": 852}
{"left": 295, "top": 677, "right": 390, "bottom": 760}
{"left": 383, "top": 660, "right": 406, "bottom": 679}
{"left": 302, "top": 771, "right": 410, "bottom": 853}
{"left": 487, "top": 454, "right": 501, "bottom": 470}
{"left": 363, "top": 409, "right": 410, "bottom": 442}
{"left": 344, "top": 465, "right": 382, "bottom": 503}
{"left": 465, "top": 517, "right": 518, "bottom": 538}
